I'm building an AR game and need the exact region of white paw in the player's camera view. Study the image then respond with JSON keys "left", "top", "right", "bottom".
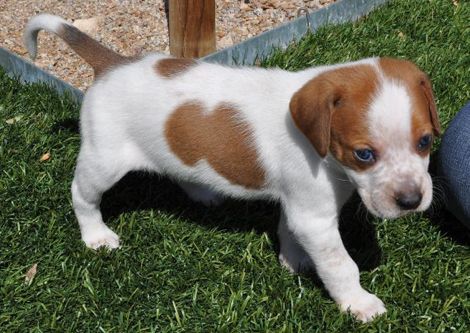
{"left": 339, "top": 290, "right": 386, "bottom": 322}
{"left": 81, "top": 225, "right": 120, "bottom": 250}
{"left": 279, "top": 252, "right": 314, "bottom": 274}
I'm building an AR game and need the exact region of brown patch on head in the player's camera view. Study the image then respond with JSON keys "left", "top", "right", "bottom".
{"left": 59, "top": 24, "right": 131, "bottom": 77}
{"left": 290, "top": 65, "right": 379, "bottom": 171}
{"left": 379, "top": 58, "right": 440, "bottom": 155}
{"left": 155, "top": 58, "right": 197, "bottom": 78}
{"left": 165, "top": 101, "right": 265, "bottom": 188}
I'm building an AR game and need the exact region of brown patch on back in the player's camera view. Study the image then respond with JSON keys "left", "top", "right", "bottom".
{"left": 165, "top": 101, "right": 265, "bottom": 188}
{"left": 379, "top": 58, "right": 440, "bottom": 155}
{"left": 59, "top": 24, "right": 131, "bottom": 77}
{"left": 290, "top": 65, "right": 379, "bottom": 171}
{"left": 155, "top": 58, "right": 197, "bottom": 78}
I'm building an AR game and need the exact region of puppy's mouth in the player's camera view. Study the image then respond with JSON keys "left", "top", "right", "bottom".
{"left": 367, "top": 200, "right": 405, "bottom": 219}
{"left": 357, "top": 189, "right": 418, "bottom": 219}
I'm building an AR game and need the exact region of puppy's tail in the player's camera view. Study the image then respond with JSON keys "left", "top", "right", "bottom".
{"left": 24, "top": 13, "right": 129, "bottom": 76}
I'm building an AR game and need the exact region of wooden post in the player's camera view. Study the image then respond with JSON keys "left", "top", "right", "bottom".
{"left": 169, "top": 0, "right": 216, "bottom": 58}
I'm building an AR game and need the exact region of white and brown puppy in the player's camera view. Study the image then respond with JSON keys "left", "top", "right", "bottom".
{"left": 25, "top": 14, "right": 440, "bottom": 322}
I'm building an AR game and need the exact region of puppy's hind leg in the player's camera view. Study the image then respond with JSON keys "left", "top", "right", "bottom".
{"left": 72, "top": 147, "right": 131, "bottom": 250}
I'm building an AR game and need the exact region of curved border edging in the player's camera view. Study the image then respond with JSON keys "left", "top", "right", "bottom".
{"left": 0, "top": 46, "right": 84, "bottom": 102}
{"left": 0, "top": 0, "right": 389, "bottom": 102}
{"left": 202, "top": 0, "right": 390, "bottom": 65}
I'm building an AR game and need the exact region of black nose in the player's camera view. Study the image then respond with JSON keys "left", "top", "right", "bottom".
{"left": 395, "top": 191, "right": 423, "bottom": 210}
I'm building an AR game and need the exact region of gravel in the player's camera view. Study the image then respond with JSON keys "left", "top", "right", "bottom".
{"left": 0, "top": 0, "right": 335, "bottom": 90}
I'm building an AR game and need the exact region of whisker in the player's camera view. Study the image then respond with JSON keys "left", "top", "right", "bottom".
{"left": 333, "top": 176, "right": 350, "bottom": 183}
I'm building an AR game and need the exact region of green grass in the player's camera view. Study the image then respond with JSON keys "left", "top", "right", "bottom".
{"left": 1, "top": 0, "right": 469, "bottom": 331}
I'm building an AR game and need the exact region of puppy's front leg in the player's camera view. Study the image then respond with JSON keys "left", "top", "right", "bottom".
{"left": 281, "top": 202, "right": 386, "bottom": 322}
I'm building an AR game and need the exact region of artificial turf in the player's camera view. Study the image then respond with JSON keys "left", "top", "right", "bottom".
{"left": 1, "top": 0, "right": 469, "bottom": 331}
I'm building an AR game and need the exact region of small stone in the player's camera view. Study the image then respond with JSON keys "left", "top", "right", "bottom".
{"left": 253, "top": 7, "right": 263, "bottom": 16}
{"left": 218, "top": 34, "right": 234, "bottom": 49}
{"left": 73, "top": 17, "right": 104, "bottom": 35}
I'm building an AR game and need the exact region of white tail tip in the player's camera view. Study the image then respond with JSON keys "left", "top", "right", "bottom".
{"left": 24, "top": 14, "right": 69, "bottom": 60}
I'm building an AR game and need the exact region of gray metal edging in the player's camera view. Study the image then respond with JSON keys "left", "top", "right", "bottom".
{"left": 202, "top": 0, "right": 390, "bottom": 65}
{"left": 0, "top": 47, "right": 84, "bottom": 102}
{"left": 0, "top": 0, "right": 390, "bottom": 101}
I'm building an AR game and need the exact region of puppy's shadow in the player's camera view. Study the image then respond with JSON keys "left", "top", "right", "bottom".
{"left": 101, "top": 171, "right": 382, "bottom": 272}
{"left": 427, "top": 208, "right": 470, "bottom": 246}
{"left": 52, "top": 117, "right": 80, "bottom": 133}
{"left": 101, "top": 172, "right": 279, "bottom": 235}
{"left": 426, "top": 154, "right": 470, "bottom": 246}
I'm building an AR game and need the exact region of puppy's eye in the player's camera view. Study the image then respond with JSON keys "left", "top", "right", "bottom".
{"left": 417, "top": 134, "right": 432, "bottom": 151}
{"left": 353, "top": 149, "right": 376, "bottom": 163}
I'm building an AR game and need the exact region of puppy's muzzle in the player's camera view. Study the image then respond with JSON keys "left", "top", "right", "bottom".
{"left": 394, "top": 182, "right": 422, "bottom": 210}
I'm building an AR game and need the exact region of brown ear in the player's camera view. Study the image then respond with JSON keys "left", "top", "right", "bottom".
{"left": 420, "top": 74, "right": 441, "bottom": 136}
{"left": 289, "top": 78, "right": 337, "bottom": 158}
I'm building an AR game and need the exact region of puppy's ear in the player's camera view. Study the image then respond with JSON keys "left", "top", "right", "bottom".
{"left": 289, "top": 77, "right": 338, "bottom": 158}
{"left": 419, "top": 74, "right": 441, "bottom": 136}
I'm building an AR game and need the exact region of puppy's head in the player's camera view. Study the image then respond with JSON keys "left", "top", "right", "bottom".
{"left": 290, "top": 58, "right": 440, "bottom": 218}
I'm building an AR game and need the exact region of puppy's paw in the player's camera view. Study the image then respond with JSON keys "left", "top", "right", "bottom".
{"left": 81, "top": 225, "right": 120, "bottom": 250}
{"left": 339, "top": 290, "right": 386, "bottom": 322}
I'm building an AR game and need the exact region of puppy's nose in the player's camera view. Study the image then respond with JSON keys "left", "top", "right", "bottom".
{"left": 395, "top": 190, "right": 422, "bottom": 210}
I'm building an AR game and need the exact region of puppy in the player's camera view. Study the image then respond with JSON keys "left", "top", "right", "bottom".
{"left": 24, "top": 14, "right": 440, "bottom": 322}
